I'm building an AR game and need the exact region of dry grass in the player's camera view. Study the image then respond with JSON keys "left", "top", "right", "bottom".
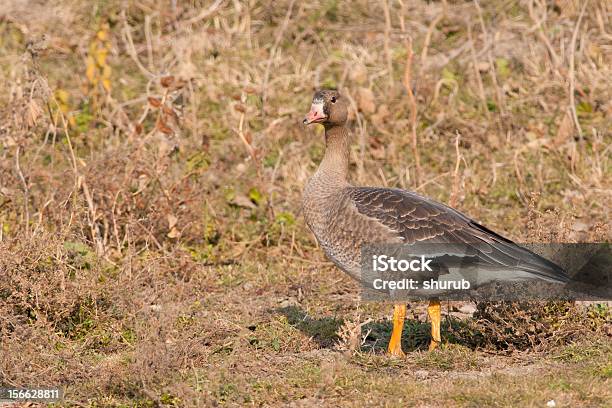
{"left": 0, "top": 0, "right": 611, "bottom": 406}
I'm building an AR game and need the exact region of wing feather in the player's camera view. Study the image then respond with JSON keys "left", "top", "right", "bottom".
{"left": 349, "top": 187, "right": 568, "bottom": 283}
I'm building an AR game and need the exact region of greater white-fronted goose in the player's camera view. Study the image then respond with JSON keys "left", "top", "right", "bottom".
{"left": 302, "top": 89, "right": 568, "bottom": 356}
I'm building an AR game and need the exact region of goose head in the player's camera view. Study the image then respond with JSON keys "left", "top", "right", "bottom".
{"left": 303, "top": 89, "right": 348, "bottom": 127}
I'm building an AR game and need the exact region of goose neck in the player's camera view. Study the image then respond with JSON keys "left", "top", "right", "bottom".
{"left": 317, "top": 125, "right": 350, "bottom": 183}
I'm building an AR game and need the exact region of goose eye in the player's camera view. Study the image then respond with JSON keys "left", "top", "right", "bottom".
{"left": 331, "top": 96, "right": 337, "bottom": 103}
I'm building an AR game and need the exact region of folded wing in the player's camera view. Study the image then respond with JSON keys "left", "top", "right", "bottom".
{"left": 349, "top": 187, "right": 569, "bottom": 283}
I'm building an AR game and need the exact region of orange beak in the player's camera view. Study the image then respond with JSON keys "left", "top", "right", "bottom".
{"left": 303, "top": 102, "right": 326, "bottom": 125}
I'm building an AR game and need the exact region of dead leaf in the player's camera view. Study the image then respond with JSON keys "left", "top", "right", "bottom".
{"left": 156, "top": 118, "right": 173, "bottom": 135}
{"left": 148, "top": 97, "right": 161, "bottom": 108}
{"left": 231, "top": 194, "right": 256, "bottom": 209}
{"left": 167, "top": 227, "right": 180, "bottom": 239}
{"left": 160, "top": 76, "right": 175, "bottom": 88}
{"left": 167, "top": 214, "right": 178, "bottom": 229}
{"left": 162, "top": 105, "right": 179, "bottom": 122}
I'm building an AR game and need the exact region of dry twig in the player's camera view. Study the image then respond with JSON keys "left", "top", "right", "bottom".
{"left": 382, "top": 0, "right": 395, "bottom": 90}
{"left": 467, "top": 21, "right": 489, "bottom": 119}
{"left": 474, "top": 0, "right": 506, "bottom": 131}
{"left": 261, "top": 0, "right": 296, "bottom": 116}
{"left": 448, "top": 132, "right": 462, "bottom": 208}
{"left": 402, "top": 37, "right": 421, "bottom": 187}
{"left": 568, "top": 1, "right": 588, "bottom": 140}
{"left": 420, "top": 0, "right": 447, "bottom": 74}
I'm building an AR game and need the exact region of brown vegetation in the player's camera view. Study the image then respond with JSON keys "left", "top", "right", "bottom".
{"left": 0, "top": 0, "right": 610, "bottom": 406}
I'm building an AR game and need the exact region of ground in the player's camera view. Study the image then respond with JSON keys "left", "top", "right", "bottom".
{"left": 0, "top": 0, "right": 610, "bottom": 407}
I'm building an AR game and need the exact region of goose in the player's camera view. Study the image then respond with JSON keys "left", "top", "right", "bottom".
{"left": 301, "top": 89, "right": 569, "bottom": 356}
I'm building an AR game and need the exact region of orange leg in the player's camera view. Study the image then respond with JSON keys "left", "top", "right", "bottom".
{"left": 428, "top": 298, "right": 442, "bottom": 351}
{"left": 387, "top": 304, "right": 406, "bottom": 357}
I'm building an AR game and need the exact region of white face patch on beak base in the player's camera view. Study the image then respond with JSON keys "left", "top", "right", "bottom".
{"left": 303, "top": 101, "right": 326, "bottom": 125}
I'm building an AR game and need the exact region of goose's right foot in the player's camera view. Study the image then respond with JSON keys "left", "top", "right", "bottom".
{"left": 387, "top": 304, "right": 406, "bottom": 357}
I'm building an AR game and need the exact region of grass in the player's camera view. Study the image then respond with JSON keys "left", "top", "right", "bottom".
{"left": 0, "top": 0, "right": 611, "bottom": 406}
